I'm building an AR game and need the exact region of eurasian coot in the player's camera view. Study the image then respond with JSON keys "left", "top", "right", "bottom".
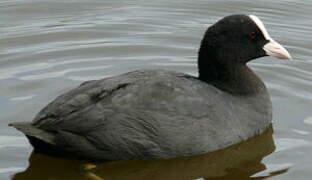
{"left": 10, "top": 14, "right": 291, "bottom": 160}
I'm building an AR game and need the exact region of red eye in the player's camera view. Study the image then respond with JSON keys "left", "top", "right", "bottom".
{"left": 248, "top": 32, "right": 256, "bottom": 39}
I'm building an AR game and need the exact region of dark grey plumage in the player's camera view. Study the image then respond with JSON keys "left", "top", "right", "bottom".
{"left": 10, "top": 14, "right": 291, "bottom": 160}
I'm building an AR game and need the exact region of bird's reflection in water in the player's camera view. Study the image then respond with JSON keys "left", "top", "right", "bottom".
{"left": 12, "top": 127, "right": 287, "bottom": 180}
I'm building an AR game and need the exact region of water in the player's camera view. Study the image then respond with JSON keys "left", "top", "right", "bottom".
{"left": 0, "top": 0, "right": 311, "bottom": 179}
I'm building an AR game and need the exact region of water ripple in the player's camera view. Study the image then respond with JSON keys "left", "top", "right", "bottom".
{"left": 274, "top": 138, "right": 312, "bottom": 152}
{"left": 0, "top": 136, "right": 29, "bottom": 149}
{"left": 0, "top": 167, "right": 24, "bottom": 174}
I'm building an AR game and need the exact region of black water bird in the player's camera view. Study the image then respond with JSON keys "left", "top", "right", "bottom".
{"left": 10, "top": 14, "right": 291, "bottom": 160}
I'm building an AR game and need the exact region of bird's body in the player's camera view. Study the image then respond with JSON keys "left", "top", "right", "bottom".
{"left": 10, "top": 14, "right": 291, "bottom": 160}
{"left": 13, "top": 69, "right": 271, "bottom": 160}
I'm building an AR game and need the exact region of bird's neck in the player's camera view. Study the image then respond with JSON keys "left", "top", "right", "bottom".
{"left": 198, "top": 56, "right": 266, "bottom": 95}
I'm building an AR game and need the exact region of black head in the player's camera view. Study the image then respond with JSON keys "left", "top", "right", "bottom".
{"left": 198, "top": 14, "right": 291, "bottom": 66}
{"left": 197, "top": 14, "right": 291, "bottom": 93}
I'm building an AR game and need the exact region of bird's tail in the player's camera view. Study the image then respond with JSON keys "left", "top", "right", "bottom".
{"left": 9, "top": 122, "right": 56, "bottom": 151}
{"left": 9, "top": 122, "right": 102, "bottom": 160}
